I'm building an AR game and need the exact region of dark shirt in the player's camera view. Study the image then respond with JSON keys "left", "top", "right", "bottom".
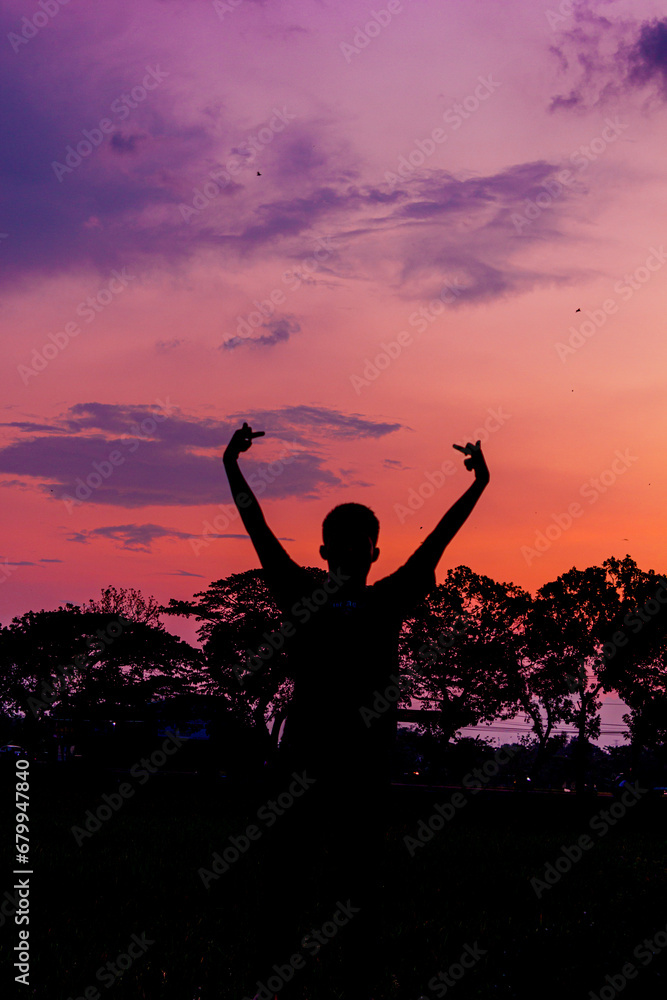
{"left": 266, "top": 553, "right": 435, "bottom": 790}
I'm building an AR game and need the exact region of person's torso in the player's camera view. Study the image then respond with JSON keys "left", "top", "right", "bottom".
{"left": 278, "top": 585, "right": 402, "bottom": 784}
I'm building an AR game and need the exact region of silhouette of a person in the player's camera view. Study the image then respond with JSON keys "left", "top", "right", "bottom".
{"left": 223, "top": 422, "right": 490, "bottom": 997}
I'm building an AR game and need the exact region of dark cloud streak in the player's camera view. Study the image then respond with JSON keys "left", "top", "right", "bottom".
{"left": 0, "top": 402, "right": 402, "bottom": 508}
{"left": 548, "top": 10, "right": 667, "bottom": 112}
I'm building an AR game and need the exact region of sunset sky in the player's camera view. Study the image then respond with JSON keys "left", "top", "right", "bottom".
{"left": 2, "top": 0, "right": 666, "bottom": 740}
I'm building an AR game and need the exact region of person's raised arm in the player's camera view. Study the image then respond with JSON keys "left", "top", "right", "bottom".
{"left": 407, "top": 440, "right": 490, "bottom": 576}
{"left": 222, "top": 422, "right": 294, "bottom": 576}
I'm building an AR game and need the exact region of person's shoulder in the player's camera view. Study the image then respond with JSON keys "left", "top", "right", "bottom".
{"left": 370, "top": 554, "right": 434, "bottom": 587}
{"left": 263, "top": 560, "right": 317, "bottom": 615}
{"left": 369, "top": 556, "right": 436, "bottom": 610}
{"left": 368, "top": 573, "right": 394, "bottom": 592}
{"left": 277, "top": 563, "right": 328, "bottom": 599}
{"left": 367, "top": 565, "right": 410, "bottom": 599}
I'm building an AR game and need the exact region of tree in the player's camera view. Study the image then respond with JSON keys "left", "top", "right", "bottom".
{"left": 81, "top": 585, "right": 162, "bottom": 626}
{"left": 600, "top": 555, "right": 667, "bottom": 761}
{"left": 532, "top": 564, "right": 623, "bottom": 794}
{"left": 0, "top": 605, "right": 205, "bottom": 725}
{"left": 514, "top": 647, "right": 575, "bottom": 779}
{"left": 400, "top": 565, "right": 530, "bottom": 746}
{"left": 162, "top": 568, "right": 328, "bottom": 772}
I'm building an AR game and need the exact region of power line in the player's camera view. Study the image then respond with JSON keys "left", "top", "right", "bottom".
{"left": 458, "top": 726, "right": 629, "bottom": 734}
{"left": 401, "top": 722, "right": 630, "bottom": 735}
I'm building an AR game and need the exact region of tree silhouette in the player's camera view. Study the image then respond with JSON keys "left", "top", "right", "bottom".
{"left": 532, "top": 564, "right": 623, "bottom": 793}
{"left": 601, "top": 555, "right": 667, "bottom": 763}
{"left": 81, "top": 585, "right": 162, "bottom": 626}
{"left": 400, "top": 566, "right": 527, "bottom": 747}
{"left": 513, "top": 647, "right": 576, "bottom": 779}
{"left": 162, "top": 568, "right": 329, "bottom": 774}
{"left": 2, "top": 557, "right": 665, "bottom": 786}
{"left": 0, "top": 605, "right": 205, "bottom": 723}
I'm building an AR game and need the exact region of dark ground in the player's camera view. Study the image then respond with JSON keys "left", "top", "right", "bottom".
{"left": 2, "top": 762, "right": 667, "bottom": 1000}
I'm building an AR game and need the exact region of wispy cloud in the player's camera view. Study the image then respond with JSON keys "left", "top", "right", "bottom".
{"left": 161, "top": 569, "right": 205, "bottom": 577}
{"left": 155, "top": 338, "right": 186, "bottom": 353}
{"left": 221, "top": 316, "right": 300, "bottom": 350}
{"left": 66, "top": 523, "right": 197, "bottom": 551}
{"left": 0, "top": 0, "right": 605, "bottom": 311}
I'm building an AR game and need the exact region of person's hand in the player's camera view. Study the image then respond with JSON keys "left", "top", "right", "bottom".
{"left": 453, "top": 440, "right": 489, "bottom": 485}
{"left": 224, "top": 421, "right": 265, "bottom": 463}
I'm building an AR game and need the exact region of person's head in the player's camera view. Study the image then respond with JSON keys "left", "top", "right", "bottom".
{"left": 320, "top": 503, "right": 380, "bottom": 580}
